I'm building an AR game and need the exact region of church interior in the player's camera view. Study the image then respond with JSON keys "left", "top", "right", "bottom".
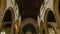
{"left": 0, "top": 0, "right": 60, "bottom": 34}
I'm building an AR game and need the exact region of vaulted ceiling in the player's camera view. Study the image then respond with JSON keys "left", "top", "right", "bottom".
{"left": 16, "top": 0, "right": 44, "bottom": 20}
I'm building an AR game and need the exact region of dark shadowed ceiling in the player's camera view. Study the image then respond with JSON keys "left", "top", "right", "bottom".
{"left": 16, "top": 0, "right": 44, "bottom": 20}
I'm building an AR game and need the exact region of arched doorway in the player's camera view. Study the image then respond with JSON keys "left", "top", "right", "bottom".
{"left": 22, "top": 24, "right": 36, "bottom": 34}
{"left": 47, "top": 11, "right": 56, "bottom": 34}
{"left": 20, "top": 18, "right": 38, "bottom": 34}
{"left": 44, "top": 9, "right": 58, "bottom": 34}
{"left": 0, "top": 8, "right": 15, "bottom": 34}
